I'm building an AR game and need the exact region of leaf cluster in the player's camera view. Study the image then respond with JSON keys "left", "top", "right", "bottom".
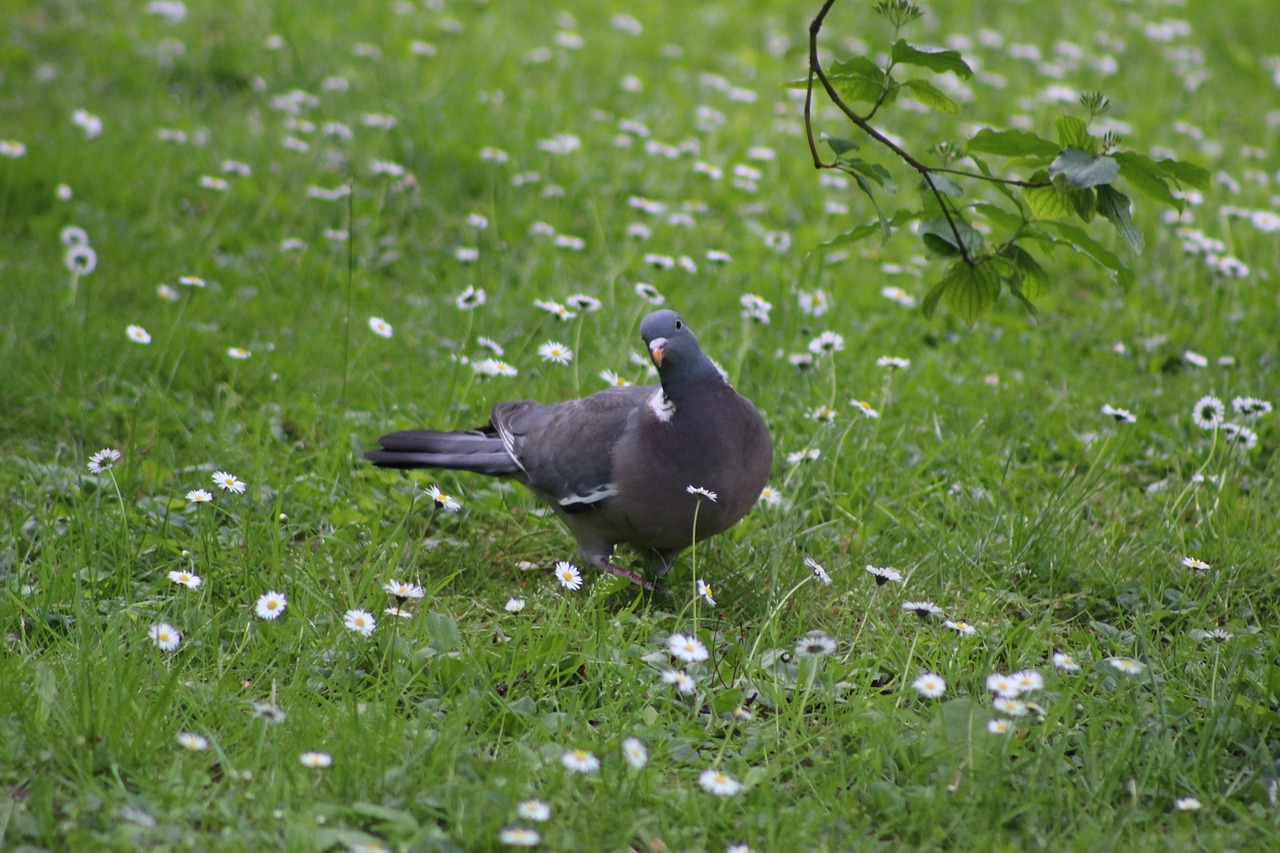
{"left": 798, "top": 0, "right": 1208, "bottom": 323}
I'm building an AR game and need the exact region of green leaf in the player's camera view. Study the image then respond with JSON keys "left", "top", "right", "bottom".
{"left": 1049, "top": 148, "right": 1119, "bottom": 189}
{"left": 1001, "top": 243, "right": 1050, "bottom": 297}
{"left": 826, "top": 56, "right": 889, "bottom": 105}
{"left": 1158, "top": 158, "right": 1210, "bottom": 191}
{"left": 967, "top": 128, "right": 1060, "bottom": 159}
{"left": 1043, "top": 220, "right": 1136, "bottom": 291}
{"left": 920, "top": 216, "right": 983, "bottom": 259}
{"left": 899, "top": 78, "right": 959, "bottom": 114}
{"left": 1054, "top": 115, "right": 1097, "bottom": 154}
{"left": 852, "top": 174, "right": 889, "bottom": 241}
{"left": 943, "top": 262, "right": 1002, "bottom": 324}
{"left": 1024, "top": 184, "right": 1073, "bottom": 220}
{"left": 823, "top": 135, "right": 860, "bottom": 156}
{"left": 1067, "top": 187, "right": 1097, "bottom": 223}
{"left": 922, "top": 173, "right": 963, "bottom": 199}
{"left": 970, "top": 202, "right": 1025, "bottom": 231}
{"left": 1096, "top": 184, "right": 1144, "bottom": 253}
{"left": 424, "top": 611, "right": 459, "bottom": 653}
{"left": 1112, "top": 151, "right": 1182, "bottom": 210}
{"left": 841, "top": 159, "right": 896, "bottom": 192}
{"left": 817, "top": 209, "right": 921, "bottom": 250}
{"left": 890, "top": 40, "right": 973, "bottom": 78}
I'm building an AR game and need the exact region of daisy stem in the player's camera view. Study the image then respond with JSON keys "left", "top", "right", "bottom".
{"left": 340, "top": 176, "right": 355, "bottom": 411}
{"left": 690, "top": 500, "right": 701, "bottom": 634}
{"left": 745, "top": 577, "right": 812, "bottom": 664}
{"left": 571, "top": 314, "right": 584, "bottom": 398}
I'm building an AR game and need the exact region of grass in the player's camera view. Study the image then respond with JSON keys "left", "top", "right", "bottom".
{"left": 2, "top": 0, "right": 1279, "bottom": 849}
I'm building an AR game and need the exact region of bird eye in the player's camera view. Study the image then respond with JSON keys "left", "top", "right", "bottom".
{"left": 674, "top": 319, "right": 683, "bottom": 330}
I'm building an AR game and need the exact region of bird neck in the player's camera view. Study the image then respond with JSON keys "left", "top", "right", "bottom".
{"left": 660, "top": 357, "right": 726, "bottom": 402}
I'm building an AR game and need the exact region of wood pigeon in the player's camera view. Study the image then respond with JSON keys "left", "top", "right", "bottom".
{"left": 365, "top": 309, "right": 773, "bottom": 587}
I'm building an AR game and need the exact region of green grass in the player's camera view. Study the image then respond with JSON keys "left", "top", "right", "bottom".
{"left": 2, "top": 0, "right": 1279, "bottom": 849}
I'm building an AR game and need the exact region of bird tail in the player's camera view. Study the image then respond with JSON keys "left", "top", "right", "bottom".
{"left": 364, "top": 429, "right": 519, "bottom": 476}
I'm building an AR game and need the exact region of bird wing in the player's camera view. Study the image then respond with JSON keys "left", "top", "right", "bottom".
{"left": 492, "top": 385, "right": 655, "bottom": 513}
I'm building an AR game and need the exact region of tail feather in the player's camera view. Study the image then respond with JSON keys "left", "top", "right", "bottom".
{"left": 365, "top": 429, "right": 519, "bottom": 476}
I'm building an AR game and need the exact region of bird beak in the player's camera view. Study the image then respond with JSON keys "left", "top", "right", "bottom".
{"left": 649, "top": 337, "right": 667, "bottom": 367}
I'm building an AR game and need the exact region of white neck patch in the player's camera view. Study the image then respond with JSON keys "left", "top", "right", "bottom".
{"left": 649, "top": 389, "right": 676, "bottom": 423}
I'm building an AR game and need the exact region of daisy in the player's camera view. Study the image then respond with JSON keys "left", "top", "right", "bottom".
{"left": 555, "top": 561, "right": 583, "bottom": 591}
{"left": 87, "top": 448, "right": 121, "bottom": 473}
{"left": 912, "top": 672, "right": 946, "bottom": 698}
{"left": 425, "top": 485, "right": 461, "bottom": 511}
{"left": 505, "top": 598, "right": 526, "bottom": 614}
{"left": 561, "top": 748, "right": 600, "bottom": 774}
{"left": 1183, "top": 350, "right": 1208, "bottom": 368}
{"left": 667, "top": 632, "right": 709, "bottom": 663}
{"left": 384, "top": 580, "right": 425, "bottom": 601}
{"left": 498, "top": 827, "right": 541, "bottom": 847}
{"left": 179, "top": 275, "right": 205, "bottom": 288}
{"left": 634, "top": 282, "right": 664, "bottom": 305}
{"left": 1107, "top": 657, "right": 1145, "bottom": 675}
{"left": 622, "top": 737, "right": 648, "bottom": 770}
{"left": 566, "top": 294, "right": 602, "bottom": 312}
{"left": 987, "top": 718, "right": 1013, "bottom": 734}
{"left": 662, "top": 669, "right": 697, "bottom": 694}
{"left": 60, "top": 226, "right": 90, "bottom": 247}
{"left": 1181, "top": 556, "right": 1210, "bottom": 571}
{"left": 537, "top": 341, "right": 574, "bottom": 364}
{"left": 786, "top": 448, "right": 821, "bottom": 464}
{"left": 251, "top": 701, "right": 286, "bottom": 724}
{"left": 877, "top": 356, "right": 910, "bottom": 369}
{"left": 1174, "top": 797, "right": 1201, "bottom": 811}
{"left": 797, "top": 289, "right": 831, "bottom": 316}
{"left": 795, "top": 630, "right": 837, "bottom": 658}
{"left": 851, "top": 400, "right": 881, "bottom": 419}
{"left": 255, "top": 591, "right": 287, "bottom": 620}
{"left": 227, "top": 347, "right": 251, "bottom": 359}
{"left": 65, "top": 245, "right": 97, "bottom": 276}
{"left": 384, "top": 606, "right": 413, "bottom": 619}
{"left": 455, "top": 285, "right": 486, "bottom": 310}
{"left": 1101, "top": 404, "right": 1137, "bottom": 423}
{"left": 368, "top": 317, "right": 393, "bottom": 338}
{"left": 739, "top": 294, "right": 770, "bottom": 322}
{"left": 517, "top": 800, "right": 550, "bottom": 822}
{"left": 477, "top": 336, "right": 505, "bottom": 355}
{"left": 1203, "top": 628, "right": 1233, "bottom": 642}
{"left": 944, "top": 619, "right": 977, "bottom": 636}
{"left": 343, "top": 609, "right": 376, "bottom": 637}
{"left": 881, "top": 286, "right": 917, "bottom": 307}
{"left": 808, "top": 331, "right": 845, "bottom": 355}
{"left": 1222, "top": 423, "right": 1258, "bottom": 450}
{"left": 169, "top": 570, "right": 202, "bottom": 589}
{"left": 788, "top": 352, "right": 815, "bottom": 370}
{"left": 697, "top": 579, "right": 716, "bottom": 606}
{"left": 902, "top": 600, "right": 943, "bottom": 619}
{"left": 1053, "top": 652, "right": 1082, "bottom": 673}
{"left": 212, "top": 471, "right": 246, "bottom": 493}
{"left": 1010, "top": 670, "right": 1044, "bottom": 693}
{"left": 986, "top": 673, "right": 1020, "bottom": 697}
{"left": 709, "top": 250, "right": 733, "bottom": 265}
{"left": 1191, "top": 395, "right": 1225, "bottom": 429}
{"left": 865, "top": 565, "right": 903, "bottom": 585}
{"left": 686, "top": 485, "right": 717, "bottom": 501}
{"left": 299, "top": 751, "right": 333, "bottom": 768}
{"left": 0, "top": 139, "right": 26, "bottom": 158}
{"left": 806, "top": 558, "right": 833, "bottom": 586}
{"left": 149, "top": 623, "right": 182, "bottom": 652}
{"left": 599, "top": 369, "right": 631, "bottom": 387}
{"left": 806, "top": 405, "right": 837, "bottom": 423}
{"left": 1231, "top": 396, "right": 1272, "bottom": 418}
{"left": 992, "top": 697, "right": 1027, "bottom": 716}
{"left": 698, "top": 769, "right": 743, "bottom": 796}
{"left": 757, "top": 485, "right": 783, "bottom": 507}
{"left": 176, "top": 732, "right": 208, "bottom": 751}
{"left": 186, "top": 488, "right": 213, "bottom": 504}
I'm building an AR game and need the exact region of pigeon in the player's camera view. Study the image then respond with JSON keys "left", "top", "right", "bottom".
{"left": 365, "top": 309, "right": 773, "bottom": 587}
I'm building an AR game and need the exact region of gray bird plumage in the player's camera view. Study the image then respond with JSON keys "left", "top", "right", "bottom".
{"left": 365, "top": 309, "right": 773, "bottom": 587}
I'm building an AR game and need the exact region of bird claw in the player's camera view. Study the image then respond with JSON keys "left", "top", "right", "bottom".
{"left": 601, "top": 562, "right": 654, "bottom": 590}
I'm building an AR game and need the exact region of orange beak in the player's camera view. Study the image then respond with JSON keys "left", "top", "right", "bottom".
{"left": 649, "top": 337, "right": 667, "bottom": 367}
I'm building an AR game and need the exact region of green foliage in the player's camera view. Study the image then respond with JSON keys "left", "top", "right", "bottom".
{"left": 804, "top": 2, "right": 1207, "bottom": 323}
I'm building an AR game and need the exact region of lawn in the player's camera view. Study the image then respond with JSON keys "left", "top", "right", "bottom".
{"left": 1, "top": 0, "right": 1278, "bottom": 850}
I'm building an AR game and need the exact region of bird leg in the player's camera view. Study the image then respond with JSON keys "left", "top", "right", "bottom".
{"left": 600, "top": 560, "right": 654, "bottom": 590}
